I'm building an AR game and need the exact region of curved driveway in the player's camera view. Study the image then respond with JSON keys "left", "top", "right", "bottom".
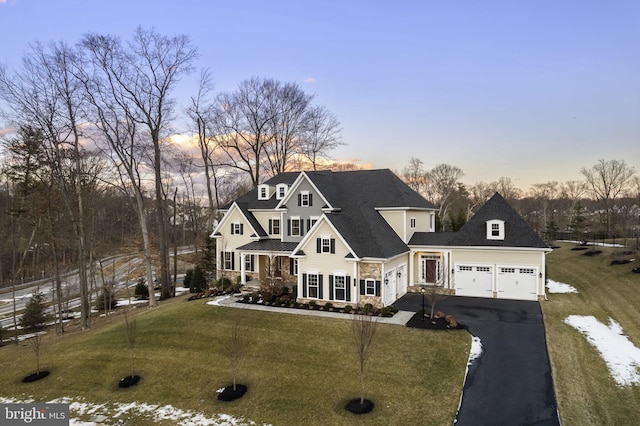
{"left": 394, "top": 295, "right": 560, "bottom": 426}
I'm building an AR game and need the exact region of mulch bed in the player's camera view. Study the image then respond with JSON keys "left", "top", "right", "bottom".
{"left": 611, "top": 259, "right": 631, "bottom": 265}
{"left": 345, "top": 398, "right": 374, "bottom": 414}
{"left": 21, "top": 371, "right": 50, "bottom": 383}
{"left": 571, "top": 247, "right": 589, "bottom": 251}
{"left": 583, "top": 250, "right": 602, "bottom": 256}
{"left": 118, "top": 375, "right": 141, "bottom": 388}
{"left": 405, "top": 312, "right": 463, "bottom": 330}
{"left": 217, "top": 384, "right": 247, "bottom": 401}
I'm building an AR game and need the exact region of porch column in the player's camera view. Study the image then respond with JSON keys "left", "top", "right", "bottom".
{"left": 240, "top": 253, "right": 246, "bottom": 285}
{"left": 409, "top": 250, "right": 414, "bottom": 287}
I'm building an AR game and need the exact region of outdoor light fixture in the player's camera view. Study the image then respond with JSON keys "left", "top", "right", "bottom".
{"left": 384, "top": 277, "right": 389, "bottom": 285}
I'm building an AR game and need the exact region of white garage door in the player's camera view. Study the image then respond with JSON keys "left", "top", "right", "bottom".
{"left": 497, "top": 267, "right": 538, "bottom": 301}
{"left": 455, "top": 265, "right": 493, "bottom": 298}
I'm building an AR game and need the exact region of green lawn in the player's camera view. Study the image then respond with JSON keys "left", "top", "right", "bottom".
{"left": 543, "top": 242, "right": 640, "bottom": 425}
{"left": 0, "top": 298, "right": 470, "bottom": 425}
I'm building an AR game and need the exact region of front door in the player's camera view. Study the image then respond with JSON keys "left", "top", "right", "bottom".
{"left": 420, "top": 256, "right": 441, "bottom": 284}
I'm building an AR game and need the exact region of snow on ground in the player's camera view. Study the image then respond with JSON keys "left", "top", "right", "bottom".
{"left": 0, "top": 396, "right": 268, "bottom": 426}
{"left": 564, "top": 315, "right": 640, "bottom": 386}
{"left": 557, "top": 240, "right": 625, "bottom": 248}
{"left": 454, "top": 335, "right": 483, "bottom": 423}
{"left": 114, "top": 298, "right": 148, "bottom": 307}
{"left": 546, "top": 280, "right": 579, "bottom": 294}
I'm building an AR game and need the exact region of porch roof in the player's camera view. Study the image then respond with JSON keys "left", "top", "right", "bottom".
{"left": 237, "top": 239, "right": 299, "bottom": 254}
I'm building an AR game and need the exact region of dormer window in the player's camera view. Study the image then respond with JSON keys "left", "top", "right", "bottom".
{"left": 486, "top": 219, "right": 505, "bottom": 240}
{"left": 258, "top": 184, "right": 270, "bottom": 200}
{"left": 276, "top": 183, "right": 288, "bottom": 200}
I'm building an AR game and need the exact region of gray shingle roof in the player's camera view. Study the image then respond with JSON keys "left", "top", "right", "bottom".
{"left": 409, "top": 192, "right": 550, "bottom": 249}
{"left": 237, "top": 240, "right": 300, "bottom": 253}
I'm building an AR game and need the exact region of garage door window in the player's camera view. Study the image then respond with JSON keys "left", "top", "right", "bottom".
{"left": 501, "top": 267, "right": 516, "bottom": 273}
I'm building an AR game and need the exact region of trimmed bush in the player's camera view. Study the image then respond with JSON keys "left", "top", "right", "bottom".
{"left": 218, "top": 277, "right": 232, "bottom": 290}
{"left": 344, "top": 305, "right": 353, "bottom": 313}
{"left": 308, "top": 300, "right": 317, "bottom": 309}
{"left": 324, "top": 302, "right": 334, "bottom": 311}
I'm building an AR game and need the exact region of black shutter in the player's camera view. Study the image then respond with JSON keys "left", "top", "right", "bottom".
{"left": 316, "top": 238, "right": 321, "bottom": 253}
{"left": 298, "top": 194, "right": 302, "bottom": 206}
{"left": 346, "top": 276, "right": 351, "bottom": 301}
{"left": 240, "top": 223, "right": 243, "bottom": 235}
{"left": 330, "top": 238, "right": 335, "bottom": 254}
{"left": 319, "top": 274, "right": 324, "bottom": 299}
{"left": 302, "top": 274, "right": 307, "bottom": 298}
{"left": 289, "top": 258, "right": 294, "bottom": 275}
{"left": 300, "top": 220, "right": 305, "bottom": 236}
{"left": 375, "top": 280, "right": 381, "bottom": 297}
{"left": 220, "top": 251, "right": 224, "bottom": 268}
{"left": 307, "top": 219, "right": 311, "bottom": 231}
{"left": 329, "top": 275, "right": 334, "bottom": 300}
{"left": 230, "top": 223, "right": 234, "bottom": 234}
{"left": 309, "top": 193, "right": 313, "bottom": 206}
{"left": 360, "top": 279, "right": 365, "bottom": 295}
{"left": 268, "top": 219, "right": 273, "bottom": 234}
{"left": 287, "top": 219, "right": 291, "bottom": 236}
{"left": 231, "top": 252, "right": 235, "bottom": 270}
{"left": 249, "top": 255, "right": 254, "bottom": 272}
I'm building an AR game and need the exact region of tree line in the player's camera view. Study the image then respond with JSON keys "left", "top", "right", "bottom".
{"left": 401, "top": 157, "right": 640, "bottom": 243}
{"left": 0, "top": 27, "right": 343, "bottom": 329}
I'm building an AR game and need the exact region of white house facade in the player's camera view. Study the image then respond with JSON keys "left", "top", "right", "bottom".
{"left": 211, "top": 169, "right": 551, "bottom": 306}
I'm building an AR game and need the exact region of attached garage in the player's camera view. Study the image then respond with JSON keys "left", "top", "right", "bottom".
{"left": 496, "top": 266, "right": 538, "bottom": 301}
{"left": 455, "top": 265, "right": 494, "bottom": 298}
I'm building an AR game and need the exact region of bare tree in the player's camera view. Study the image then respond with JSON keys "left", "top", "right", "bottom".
{"left": 123, "top": 307, "right": 137, "bottom": 379}
{"left": 299, "top": 105, "right": 342, "bottom": 170}
{"left": 351, "top": 312, "right": 378, "bottom": 406}
{"left": 529, "top": 181, "right": 559, "bottom": 233}
{"left": 581, "top": 159, "right": 636, "bottom": 234}
{"left": 401, "top": 157, "right": 429, "bottom": 196}
{"left": 83, "top": 27, "right": 198, "bottom": 300}
{"left": 490, "top": 177, "right": 522, "bottom": 201}
{"left": 466, "top": 181, "right": 493, "bottom": 219}
{"left": 0, "top": 41, "right": 94, "bottom": 328}
{"left": 426, "top": 163, "right": 465, "bottom": 231}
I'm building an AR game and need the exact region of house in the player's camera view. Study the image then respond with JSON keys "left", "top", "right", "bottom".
{"left": 211, "top": 169, "right": 551, "bottom": 306}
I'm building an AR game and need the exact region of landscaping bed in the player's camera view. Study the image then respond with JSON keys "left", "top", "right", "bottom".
{"left": 405, "top": 311, "right": 463, "bottom": 330}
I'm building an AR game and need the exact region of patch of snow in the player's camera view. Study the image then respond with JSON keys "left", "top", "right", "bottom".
{"left": 115, "top": 299, "right": 148, "bottom": 307}
{"left": 564, "top": 315, "right": 640, "bottom": 386}
{"left": 546, "top": 280, "right": 578, "bottom": 294}
{"left": 175, "top": 286, "right": 190, "bottom": 295}
{"left": 557, "top": 240, "right": 625, "bottom": 248}
{"left": 1, "top": 396, "right": 268, "bottom": 425}
{"left": 455, "top": 335, "right": 483, "bottom": 423}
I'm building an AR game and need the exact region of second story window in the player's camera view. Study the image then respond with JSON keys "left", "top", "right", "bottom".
{"left": 410, "top": 217, "right": 416, "bottom": 229}
{"left": 290, "top": 218, "right": 301, "bottom": 236}
{"left": 269, "top": 218, "right": 280, "bottom": 235}
{"left": 298, "top": 191, "right": 312, "bottom": 207}
{"left": 231, "top": 222, "right": 243, "bottom": 235}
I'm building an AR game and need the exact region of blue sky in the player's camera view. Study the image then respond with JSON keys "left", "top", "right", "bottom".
{"left": 1, "top": 0, "right": 639, "bottom": 190}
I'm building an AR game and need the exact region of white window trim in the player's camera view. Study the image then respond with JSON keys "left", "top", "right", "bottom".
{"left": 321, "top": 236, "right": 331, "bottom": 253}
{"left": 291, "top": 216, "right": 301, "bottom": 237}
{"left": 333, "top": 273, "right": 347, "bottom": 301}
{"left": 270, "top": 218, "right": 280, "bottom": 235}
{"left": 276, "top": 183, "right": 288, "bottom": 200}
{"left": 410, "top": 217, "right": 416, "bottom": 229}
{"left": 307, "top": 272, "right": 319, "bottom": 299}
{"left": 300, "top": 190, "right": 310, "bottom": 206}
{"left": 245, "top": 254, "right": 253, "bottom": 272}
{"left": 365, "top": 278, "right": 376, "bottom": 296}
{"left": 486, "top": 219, "right": 505, "bottom": 240}
{"left": 232, "top": 222, "right": 242, "bottom": 235}
{"left": 223, "top": 251, "right": 233, "bottom": 270}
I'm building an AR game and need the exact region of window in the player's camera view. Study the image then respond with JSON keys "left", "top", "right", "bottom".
{"left": 244, "top": 254, "right": 254, "bottom": 272}
{"left": 317, "top": 237, "right": 335, "bottom": 254}
{"left": 459, "top": 265, "right": 473, "bottom": 272}
{"left": 290, "top": 218, "right": 301, "bottom": 236}
{"left": 269, "top": 218, "right": 280, "bottom": 235}
{"left": 410, "top": 217, "right": 416, "bottom": 229}
{"left": 486, "top": 220, "right": 505, "bottom": 240}
{"left": 501, "top": 267, "right": 516, "bottom": 274}
{"left": 290, "top": 258, "right": 298, "bottom": 276}
{"left": 477, "top": 266, "right": 492, "bottom": 272}
{"left": 223, "top": 252, "right": 233, "bottom": 270}
{"left": 309, "top": 217, "right": 318, "bottom": 228}
{"left": 231, "top": 222, "right": 243, "bottom": 235}
{"left": 307, "top": 274, "right": 319, "bottom": 298}
{"left": 298, "top": 191, "right": 313, "bottom": 207}
{"left": 520, "top": 268, "right": 535, "bottom": 274}
{"left": 365, "top": 279, "right": 376, "bottom": 296}
{"left": 276, "top": 184, "right": 288, "bottom": 200}
{"left": 258, "top": 184, "right": 270, "bottom": 200}
{"left": 333, "top": 275, "right": 346, "bottom": 301}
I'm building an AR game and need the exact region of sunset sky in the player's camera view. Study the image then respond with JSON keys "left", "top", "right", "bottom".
{"left": 1, "top": 0, "right": 639, "bottom": 190}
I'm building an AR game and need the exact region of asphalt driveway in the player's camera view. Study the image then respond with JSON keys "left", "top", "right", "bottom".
{"left": 393, "top": 295, "right": 560, "bottom": 426}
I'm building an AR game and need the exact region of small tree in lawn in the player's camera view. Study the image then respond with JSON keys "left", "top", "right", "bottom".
{"left": 19, "top": 291, "right": 51, "bottom": 382}
{"left": 346, "top": 312, "right": 379, "bottom": 414}
{"left": 218, "top": 316, "right": 248, "bottom": 401}
{"left": 118, "top": 307, "right": 140, "bottom": 388}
